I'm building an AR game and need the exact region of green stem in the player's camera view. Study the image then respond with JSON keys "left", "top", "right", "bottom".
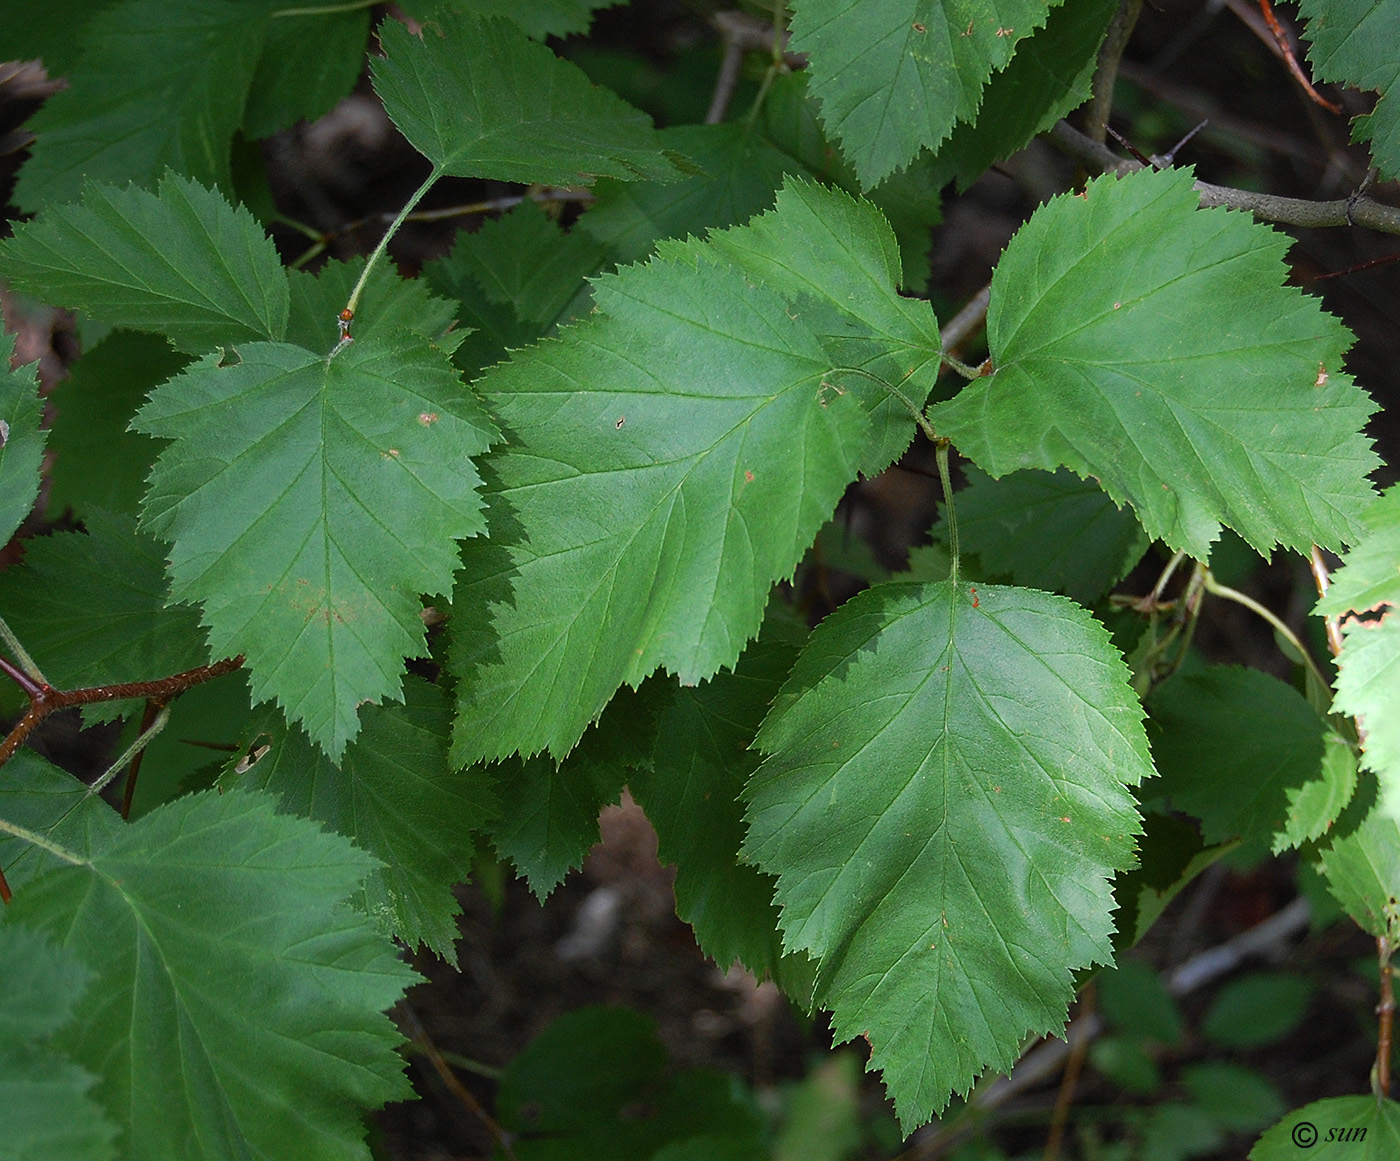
{"left": 340, "top": 164, "right": 445, "bottom": 342}
{"left": 1201, "top": 570, "right": 1332, "bottom": 695}
{"left": 0, "top": 614, "right": 46, "bottom": 686}
{"left": 937, "top": 439, "right": 960, "bottom": 589}
{"left": 0, "top": 817, "right": 84, "bottom": 868}
{"left": 825, "top": 365, "right": 938, "bottom": 444}
{"left": 87, "top": 704, "right": 170, "bottom": 801}
{"left": 743, "top": 61, "right": 781, "bottom": 129}
{"left": 940, "top": 352, "right": 984, "bottom": 380}
{"left": 270, "top": 0, "right": 376, "bottom": 17}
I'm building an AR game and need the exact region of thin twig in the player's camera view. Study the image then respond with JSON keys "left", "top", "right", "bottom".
{"left": 1048, "top": 120, "right": 1400, "bottom": 236}
{"left": 1042, "top": 985, "right": 1094, "bottom": 1161}
{"left": 1201, "top": 571, "right": 1332, "bottom": 697}
{"left": 1084, "top": 0, "right": 1144, "bottom": 145}
{"left": 1255, "top": 0, "right": 1342, "bottom": 113}
{"left": 0, "top": 656, "right": 244, "bottom": 768}
{"left": 1309, "top": 546, "right": 1345, "bottom": 657}
{"left": 398, "top": 1003, "right": 517, "bottom": 1160}
{"left": 1377, "top": 936, "right": 1395, "bottom": 1098}
{"left": 939, "top": 283, "right": 991, "bottom": 355}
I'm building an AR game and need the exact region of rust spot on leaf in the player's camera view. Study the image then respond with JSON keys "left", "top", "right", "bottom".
{"left": 418, "top": 412, "right": 439, "bottom": 425}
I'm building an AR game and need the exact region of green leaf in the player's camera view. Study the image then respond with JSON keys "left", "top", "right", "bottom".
{"left": 1317, "top": 807, "right": 1400, "bottom": 938}
{"left": 1097, "top": 959, "right": 1183, "bottom": 1045}
{"left": 0, "top": 322, "right": 44, "bottom": 543}
{"left": 1316, "top": 485, "right": 1400, "bottom": 818}
{"left": 930, "top": 0, "right": 1118, "bottom": 188}
{"left": 687, "top": 176, "right": 939, "bottom": 474}
{"left": 0, "top": 173, "right": 290, "bottom": 353}
{"left": 5, "top": 789, "right": 418, "bottom": 1161}
{"left": 1150, "top": 667, "right": 1337, "bottom": 857}
{"left": 438, "top": 199, "right": 606, "bottom": 327}
{"left": 242, "top": 8, "right": 370, "bottom": 138}
{"left": 403, "top": 0, "right": 623, "bottom": 40}
{"left": 13, "top": 0, "right": 266, "bottom": 210}
{"left": 449, "top": 248, "right": 870, "bottom": 765}
{"left": 45, "top": 331, "right": 189, "bottom": 518}
{"left": 1110, "top": 812, "right": 1236, "bottom": 953}
{"left": 1201, "top": 972, "right": 1312, "bottom": 1047}
{"left": 789, "top": 0, "right": 1058, "bottom": 188}
{"left": 1300, "top": 0, "right": 1400, "bottom": 179}
{"left": 0, "top": 0, "right": 117, "bottom": 76}
{"left": 755, "top": 73, "right": 943, "bottom": 293}
{"left": 630, "top": 640, "right": 798, "bottom": 977}
{"left": 1183, "top": 1063, "right": 1284, "bottom": 1134}
{"left": 744, "top": 579, "right": 1152, "bottom": 1127}
{"left": 772, "top": 1053, "right": 863, "bottom": 1161}
{"left": 223, "top": 678, "right": 495, "bottom": 961}
{"left": 0, "top": 752, "right": 124, "bottom": 892}
{"left": 941, "top": 467, "right": 1149, "bottom": 604}
{"left": 498, "top": 1007, "right": 765, "bottom": 1161}
{"left": 134, "top": 334, "right": 497, "bottom": 758}
{"left": 285, "top": 257, "right": 461, "bottom": 353}
{"left": 1250, "top": 1095, "right": 1400, "bottom": 1159}
{"left": 580, "top": 123, "right": 805, "bottom": 264}
{"left": 372, "top": 10, "right": 683, "bottom": 184}
{"left": 0, "top": 511, "right": 210, "bottom": 723}
{"left": 930, "top": 167, "right": 1378, "bottom": 559}
{"left": 0, "top": 926, "right": 118, "bottom": 1161}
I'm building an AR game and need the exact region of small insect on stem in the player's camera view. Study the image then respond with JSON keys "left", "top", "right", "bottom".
{"left": 338, "top": 308, "right": 354, "bottom": 342}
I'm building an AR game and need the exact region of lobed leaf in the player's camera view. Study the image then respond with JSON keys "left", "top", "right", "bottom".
{"left": 0, "top": 173, "right": 290, "bottom": 353}
{"left": 135, "top": 333, "right": 497, "bottom": 758}
{"left": 0, "top": 321, "right": 44, "bottom": 543}
{"left": 744, "top": 579, "right": 1151, "bottom": 1127}
{"left": 401, "top": 0, "right": 623, "bottom": 40}
{"left": 930, "top": 167, "right": 1379, "bottom": 560}
{"left": 687, "top": 176, "right": 940, "bottom": 474}
{"left": 1300, "top": 0, "right": 1400, "bottom": 179}
{"left": 224, "top": 678, "right": 496, "bottom": 961}
{"left": 1317, "top": 807, "right": 1400, "bottom": 939}
{"left": 13, "top": 0, "right": 266, "bottom": 210}
{"left": 284, "top": 257, "right": 461, "bottom": 353}
{"left": 5, "top": 789, "right": 419, "bottom": 1161}
{"left": 1316, "top": 485, "right": 1400, "bottom": 819}
{"left": 242, "top": 7, "right": 370, "bottom": 138}
{"left": 0, "top": 753, "right": 125, "bottom": 892}
{"left": 449, "top": 247, "right": 870, "bottom": 765}
{"left": 373, "top": 10, "right": 684, "bottom": 185}
{"left": 789, "top": 0, "right": 1058, "bottom": 188}
{"left": 1250, "top": 1095, "right": 1400, "bottom": 1159}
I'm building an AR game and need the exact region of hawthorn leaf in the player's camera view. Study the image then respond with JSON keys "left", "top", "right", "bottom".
{"left": 222, "top": 677, "right": 495, "bottom": 961}
{"left": 755, "top": 73, "right": 944, "bottom": 293}
{"left": 1300, "top": 0, "right": 1400, "bottom": 179}
{"left": 0, "top": 0, "right": 117, "bottom": 76}
{"left": 449, "top": 250, "right": 869, "bottom": 765}
{"left": 485, "top": 755, "right": 627, "bottom": 899}
{"left": 939, "top": 468, "right": 1148, "bottom": 603}
{"left": 13, "top": 0, "right": 266, "bottom": 210}
{"left": 440, "top": 199, "right": 606, "bottom": 327}
{"left": 929, "top": 167, "right": 1379, "bottom": 560}
{"left": 1150, "top": 667, "right": 1337, "bottom": 858}
{"left": 372, "top": 10, "right": 684, "bottom": 185}
{"left": 0, "top": 752, "right": 124, "bottom": 892}
{"left": 401, "top": 0, "right": 623, "bottom": 40}
{"left": 1317, "top": 807, "right": 1400, "bottom": 939}
{"left": 629, "top": 640, "right": 798, "bottom": 976}
{"left": 0, "top": 926, "right": 117, "bottom": 1161}
{"left": 789, "top": 0, "right": 1058, "bottom": 188}
{"left": 930, "top": 0, "right": 1118, "bottom": 188}
{"left": 5, "top": 789, "right": 419, "bottom": 1161}
{"left": 134, "top": 333, "right": 497, "bottom": 759}
{"left": 0, "top": 510, "right": 210, "bottom": 725}
{"left": 46, "top": 332, "right": 189, "bottom": 518}
{"left": 0, "top": 322, "right": 44, "bottom": 543}
{"left": 285, "top": 257, "right": 461, "bottom": 353}
{"left": 744, "top": 580, "right": 1151, "bottom": 1127}
{"left": 1250, "top": 1095, "right": 1400, "bottom": 1160}
{"left": 580, "top": 123, "right": 803, "bottom": 263}
{"left": 687, "top": 176, "right": 940, "bottom": 474}
{"left": 242, "top": 7, "right": 370, "bottom": 138}
{"left": 1316, "top": 485, "right": 1400, "bottom": 818}
{"left": 0, "top": 173, "right": 290, "bottom": 353}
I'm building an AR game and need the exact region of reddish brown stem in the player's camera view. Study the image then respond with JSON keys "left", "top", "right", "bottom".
{"left": 1379, "top": 937, "right": 1395, "bottom": 1097}
{"left": 0, "top": 653, "right": 45, "bottom": 698}
{"left": 0, "top": 655, "right": 244, "bottom": 769}
{"left": 0, "top": 865, "right": 11, "bottom": 904}
{"left": 1256, "top": 0, "right": 1342, "bottom": 113}
{"left": 120, "top": 698, "right": 166, "bottom": 820}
